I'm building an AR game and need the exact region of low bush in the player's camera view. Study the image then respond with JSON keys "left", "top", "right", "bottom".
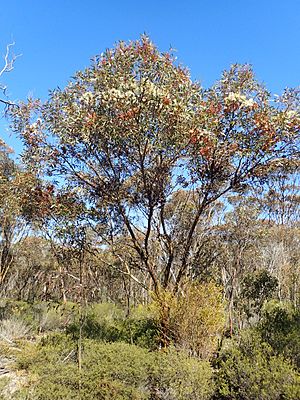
{"left": 257, "top": 300, "right": 300, "bottom": 368}
{"left": 0, "top": 299, "right": 80, "bottom": 334}
{"left": 0, "top": 299, "right": 160, "bottom": 349}
{"left": 151, "top": 282, "right": 225, "bottom": 357}
{"left": 13, "top": 336, "right": 214, "bottom": 400}
{"left": 66, "top": 303, "right": 159, "bottom": 349}
{"left": 213, "top": 330, "right": 300, "bottom": 400}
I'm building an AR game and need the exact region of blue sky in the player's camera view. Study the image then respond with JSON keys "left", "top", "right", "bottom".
{"left": 1, "top": 0, "right": 299, "bottom": 155}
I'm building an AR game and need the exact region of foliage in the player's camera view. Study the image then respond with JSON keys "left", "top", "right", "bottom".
{"left": 0, "top": 141, "right": 36, "bottom": 293}
{"left": 0, "top": 300, "right": 159, "bottom": 348}
{"left": 151, "top": 282, "right": 225, "bottom": 356}
{"left": 66, "top": 302, "right": 159, "bottom": 349}
{"left": 214, "top": 330, "right": 300, "bottom": 400}
{"left": 118, "top": 305, "right": 159, "bottom": 349}
{"left": 14, "top": 337, "right": 214, "bottom": 400}
{"left": 239, "top": 269, "right": 278, "bottom": 319}
{"left": 0, "top": 299, "right": 81, "bottom": 336}
{"left": 254, "top": 162, "right": 300, "bottom": 225}
{"left": 257, "top": 300, "right": 300, "bottom": 368}
{"left": 148, "top": 348, "right": 214, "bottom": 400}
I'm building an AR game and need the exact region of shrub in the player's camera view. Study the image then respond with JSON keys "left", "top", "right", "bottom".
{"left": 118, "top": 305, "right": 159, "bottom": 349}
{"left": 239, "top": 270, "right": 278, "bottom": 320}
{"left": 32, "top": 301, "right": 79, "bottom": 332}
{"left": 214, "top": 330, "right": 300, "bottom": 400}
{"left": 151, "top": 282, "right": 225, "bottom": 357}
{"left": 257, "top": 300, "right": 300, "bottom": 368}
{"left": 149, "top": 348, "right": 214, "bottom": 400}
{"left": 0, "top": 299, "right": 35, "bottom": 330}
{"left": 0, "top": 299, "right": 80, "bottom": 334}
{"left": 66, "top": 302, "right": 159, "bottom": 349}
{"left": 13, "top": 336, "right": 214, "bottom": 400}
{"left": 174, "top": 282, "right": 225, "bottom": 358}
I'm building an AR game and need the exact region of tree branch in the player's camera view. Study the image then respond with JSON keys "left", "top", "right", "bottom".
{"left": 0, "top": 42, "right": 21, "bottom": 109}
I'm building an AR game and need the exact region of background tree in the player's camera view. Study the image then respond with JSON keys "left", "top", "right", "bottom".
{"left": 0, "top": 140, "right": 36, "bottom": 294}
{"left": 254, "top": 160, "right": 300, "bottom": 225}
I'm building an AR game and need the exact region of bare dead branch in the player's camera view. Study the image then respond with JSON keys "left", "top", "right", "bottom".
{"left": 0, "top": 42, "right": 21, "bottom": 109}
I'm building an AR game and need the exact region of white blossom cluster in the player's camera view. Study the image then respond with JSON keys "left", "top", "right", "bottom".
{"left": 99, "top": 79, "right": 169, "bottom": 106}
{"left": 28, "top": 118, "right": 43, "bottom": 132}
{"left": 285, "top": 110, "right": 298, "bottom": 119}
{"left": 224, "top": 92, "right": 255, "bottom": 108}
{"left": 80, "top": 91, "right": 94, "bottom": 103}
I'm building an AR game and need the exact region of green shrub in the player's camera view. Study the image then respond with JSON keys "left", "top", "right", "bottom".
{"left": 257, "top": 300, "right": 300, "bottom": 368}
{"left": 214, "top": 330, "right": 300, "bottom": 400}
{"left": 13, "top": 336, "right": 214, "bottom": 400}
{"left": 118, "top": 305, "right": 159, "bottom": 349}
{"left": 33, "top": 301, "right": 79, "bottom": 332}
{"left": 66, "top": 312, "right": 122, "bottom": 342}
{"left": 239, "top": 270, "right": 278, "bottom": 320}
{"left": 149, "top": 348, "right": 214, "bottom": 400}
{"left": 0, "top": 299, "right": 35, "bottom": 325}
{"left": 0, "top": 299, "right": 80, "bottom": 335}
{"left": 66, "top": 303, "right": 159, "bottom": 349}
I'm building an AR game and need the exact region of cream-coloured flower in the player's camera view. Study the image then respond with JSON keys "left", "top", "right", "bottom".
{"left": 243, "top": 98, "right": 255, "bottom": 108}
{"left": 80, "top": 91, "right": 94, "bottom": 103}
{"left": 225, "top": 92, "right": 254, "bottom": 108}
{"left": 286, "top": 110, "right": 297, "bottom": 118}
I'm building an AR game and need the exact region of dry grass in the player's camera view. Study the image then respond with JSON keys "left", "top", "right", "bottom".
{"left": 0, "top": 317, "right": 30, "bottom": 343}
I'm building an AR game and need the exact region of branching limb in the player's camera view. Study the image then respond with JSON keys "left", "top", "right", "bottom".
{"left": 0, "top": 42, "right": 21, "bottom": 108}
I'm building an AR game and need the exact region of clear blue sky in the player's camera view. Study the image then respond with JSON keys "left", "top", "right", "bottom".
{"left": 1, "top": 0, "right": 299, "bottom": 155}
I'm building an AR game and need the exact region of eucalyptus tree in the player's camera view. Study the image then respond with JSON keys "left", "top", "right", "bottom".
{"left": 10, "top": 36, "right": 300, "bottom": 298}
